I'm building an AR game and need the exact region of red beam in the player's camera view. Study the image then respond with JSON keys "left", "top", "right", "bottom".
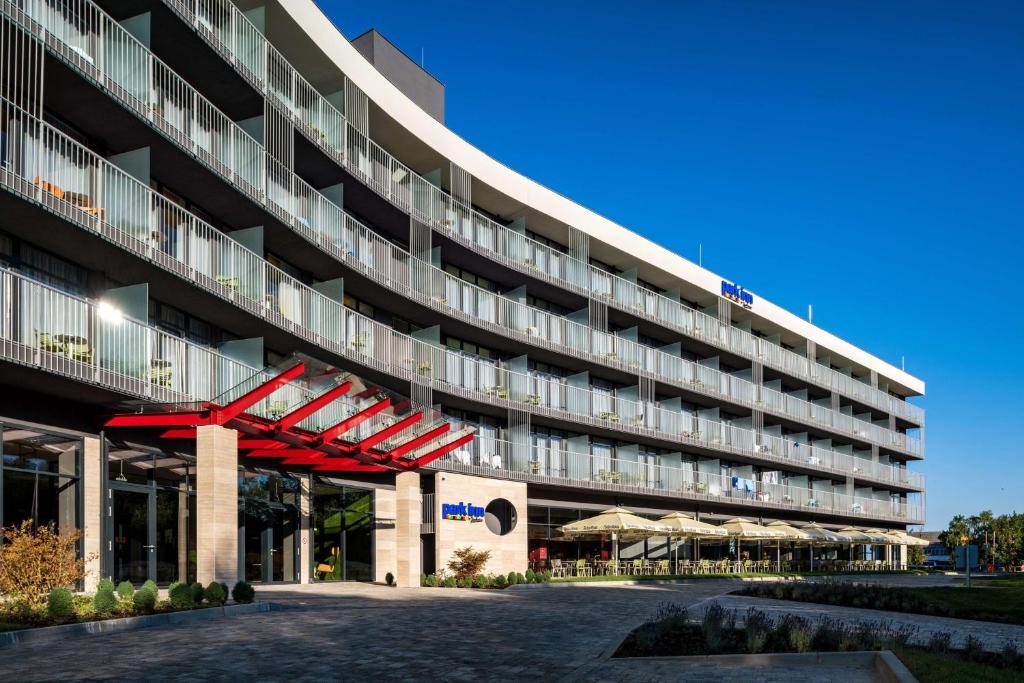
{"left": 274, "top": 381, "right": 352, "bottom": 431}
{"left": 401, "top": 433, "right": 475, "bottom": 469}
{"left": 159, "top": 428, "right": 197, "bottom": 439}
{"left": 237, "top": 439, "right": 288, "bottom": 450}
{"left": 214, "top": 362, "right": 305, "bottom": 423}
{"left": 382, "top": 423, "right": 450, "bottom": 461}
{"left": 106, "top": 412, "right": 207, "bottom": 428}
{"left": 311, "top": 461, "right": 389, "bottom": 472}
{"left": 346, "top": 412, "right": 423, "bottom": 453}
{"left": 315, "top": 398, "right": 391, "bottom": 444}
{"left": 245, "top": 448, "right": 324, "bottom": 458}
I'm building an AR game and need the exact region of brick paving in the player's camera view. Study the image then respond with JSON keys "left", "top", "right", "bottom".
{"left": 0, "top": 580, "right": 733, "bottom": 682}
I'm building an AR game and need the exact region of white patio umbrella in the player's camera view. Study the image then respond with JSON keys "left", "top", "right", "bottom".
{"left": 559, "top": 506, "right": 673, "bottom": 564}
{"left": 801, "top": 523, "right": 850, "bottom": 571}
{"left": 764, "top": 521, "right": 812, "bottom": 572}
{"left": 839, "top": 526, "right": 873, "bottom": 562}
{"left": 658, "top": 512, "right": 727, "bottom": 569}
{"left": 719, "top": 518, "right": 786, "bottom": 567}
{"left": 886, "top": 530, "right": 929, "bottom": 547}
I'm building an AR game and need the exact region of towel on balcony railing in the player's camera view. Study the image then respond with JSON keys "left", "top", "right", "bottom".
{"left": 731, "top": 476, "right": 754, "bottom": 492}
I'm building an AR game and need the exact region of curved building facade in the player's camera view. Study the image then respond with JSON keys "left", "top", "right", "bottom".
{"left": 0, "top": 0, "right": 923, "bottom": 588}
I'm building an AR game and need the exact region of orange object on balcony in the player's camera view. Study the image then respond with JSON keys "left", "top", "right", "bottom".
{"left": 33, "top": 176, "right": 65, "bottom": 199}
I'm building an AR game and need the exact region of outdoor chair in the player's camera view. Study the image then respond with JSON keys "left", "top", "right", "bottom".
{"left": 575, "top": 559, "right": 592, "bottom": 577}
{"left": 551, "top": 559, "right": 568, "bottom": 578}
{"left": 656, "top": 560, "right": 670, "bottom": 575}
{"left": 630, "top": 559, "right": 643, "bottom": 575}
{"left": 150, "top": 359, "right": 173, "bottom": 387}
{"left": 605, "top": 560, "right": 620, "bottom": 576}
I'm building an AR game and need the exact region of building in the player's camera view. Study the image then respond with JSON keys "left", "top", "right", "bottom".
{"left": 0, "top": 0, "right": 924, "bottom": 590}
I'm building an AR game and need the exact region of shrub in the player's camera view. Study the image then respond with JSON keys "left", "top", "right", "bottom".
{"left": 811, "top": 618, "right": 844, "bottom": 651}
{"left": 963, "top": 634, "right": 985, "bottom": 662}
{"left": 542, "top": 569, "right": 552, "bottom": 582}
{"left": 507, "top": 571, "right": 517, "bottom": 585}
{"left": 116, "top": 581, "right": 134, "bottom": 602}
{"left": 204, "top": 582, "right": 226, "bottom": 606}
{"left": 447, "top": 546, "right": 491, "bottom": 580}
{"left": 785, "top": 616, "right": 813, "bottom": 653}
{"left": 168, "top": 582, "right": 193, "bottom": 609}
{"left": 420, "top": 574, "right": 428, "bottom": 587}
{"left": 442, "top": 577, "right": 457, "bottom": 588}
{"left": 493, "top": 574, "right": 508, "bottom": 588}
{"left": 0, "top": 521, "right": 93, "bottom": 609}
{"left": 231, "top": 581, "right": 255, "bottom": 604}
{"left": 94, "top": 587, "right": 119, "bottom": 615}
{"left": 189, "top": 582, "right": 205, "bottom": 605}
{"left": 1000, "top": 641, "right": 1021, "bottom": 668}
{"left": 525, "top": 568, "right": 536, "bottom": 583}
{"left": 515, "top": 572, "right": 526, "bottom": 585}
{"left": 141, "top": 579, "right": 158, "bottom": 595}
{"left": 97, "top": 578, "right": 115, "bottom": 593}
{"left": 928, "top": 632, "right": 952, "bottom": 654}
{"left": 473, "top": 574, "right": 491, "bottom": 588}
{"left": 47, "top": 587, "right": 75, "bottom": 621}
{"left": 457, "top": 576, "right": 473, "bottom": 588}
{"left": 385, "top": 572, "right": 395, "bottom": 587}
{"left": 744, "top": 609, "right": 772, "bottom": 654}
{"left": 219, "top": 582, "right": 229, "bottom": 600}
{"left": 133, "top": 586, "right": 157, "bottom": 613}
{"left": 702, "top": 604, "right": 728, "bottom": 653}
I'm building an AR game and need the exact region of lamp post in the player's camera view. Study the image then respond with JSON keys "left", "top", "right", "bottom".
{"left": 960, "top": 534, "right": 971, "bottom": 588}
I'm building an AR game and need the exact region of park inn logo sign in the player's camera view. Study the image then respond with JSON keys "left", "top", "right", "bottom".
{"left": 721, "top": 280, "right": 754, "bottom": 309}
{"left": 442, "top": 501, "right": 485, "bottom": 521}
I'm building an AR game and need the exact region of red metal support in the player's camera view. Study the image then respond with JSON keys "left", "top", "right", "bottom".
{"left": 314, "top": 397, "right": 391, "bottom": 444}
{"left": 214, "top": 362, "right": 305, "bottom": 423}
{"left": 344, "top": 411, "right": 423, "bottom": 454}
{"left": 382, "top": 423, "right": 450, "bottom": 461}
{"left": 399, "top": 432, "right": 475, "bottom": 469}
{"left": 274, "top": 381, "right": 352, "bottom": 431}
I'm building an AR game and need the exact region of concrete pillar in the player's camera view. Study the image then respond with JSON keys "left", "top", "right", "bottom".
{"left": 395, "top": 471, "right": 421, "bottom": 587}
{"left": 82, "top": 436, "right": 103, "bottom": 593}
{"left": 196, "top": 425, "right": 238, "bottom": 586}
{"left": 299, "top": 473, "right": 313, "bottom": 583}
{"left": 374, "top": 485, "right": 397, "bottom": 584}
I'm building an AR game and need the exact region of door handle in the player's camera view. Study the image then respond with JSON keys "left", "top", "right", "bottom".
{"left": 143, "top": 545, "right": 156, "bottom": 550}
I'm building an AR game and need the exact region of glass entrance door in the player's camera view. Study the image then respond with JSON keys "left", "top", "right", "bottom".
{"left": 111, "top": 488, "right": 153, "bottom": 585}
{"left": 243, "top": 500, "right": 298, "bottom": 583}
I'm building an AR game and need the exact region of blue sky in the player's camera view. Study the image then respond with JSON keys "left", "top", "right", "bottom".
{"left": 321, "top": 1, "right": 1024, "bottom": 529}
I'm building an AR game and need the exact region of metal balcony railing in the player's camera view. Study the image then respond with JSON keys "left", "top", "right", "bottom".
{"left": 154, "top": 0, "right": 925, "bottom": 427}
{"left": 431, "top": 437, "right": 925, "bottom": 524}
{"left": 3, "top": 0, "right": 926, "bottom": 448}
{"left": 0, "top": 101, "right": 923, "bottom": 488}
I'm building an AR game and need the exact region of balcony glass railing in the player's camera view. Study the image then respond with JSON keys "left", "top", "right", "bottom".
{"left": 154, "top": 0, "right": 924, "bottom": 426}
{"left": 0, "top": 265, "right": 920, "bottom": 523}
{"left": 6, "top": 0, "right": 925, "bottom": 445}
{"left": 434, "top": 437, "right": 924, "bottom": 523}
{"left": 0, "top": 101, "right": 923, "bottom": 485}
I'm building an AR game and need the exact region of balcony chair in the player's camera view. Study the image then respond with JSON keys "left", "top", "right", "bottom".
{"left": 149, "top": 359, "right": 173, "bottom": 387}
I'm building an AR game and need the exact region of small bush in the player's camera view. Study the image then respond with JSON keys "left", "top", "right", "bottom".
{"left": 385, "top": 572, "right": 395, "bottom": 587}
{"left": 507, "top": 571, "right": 517, "bottom": 585}
{"left": 133, "top": 586, "right": 156, "bottom": 613}
{"left": 542, "top": 569, "right": 552, "bottom": 582}
{"left": 97, "top": 578, "right": 115, "bottom": 593}
{"left": 94, "top": 587, "right": 119, "bottom": 614}
{"left": 168, "top": 582, "right": 193, "bottom": 609}
{"left": 424, "top": 574, "right": 439, "bottom": 587}
{"left": 928, "top": 631, "right": 952, "bottom": 654}
{"left": 141, "top": 579, "right": 158, "bottom": 595}
{"left": 493, "top": 574, "right": 508, "bottom": 588}
{"left": 231, "top": 581, "right": 256, "bottom": 604}
{"left": 963, "top": 634, "right": 985, "bottom": 662}
{"left": 744, "top": 609, "right": 772, "bottom": 653}
{"left": 447, "top": 546, "right": 491, "bottom": 580}
{"left": 702, "top": 604, "right": 727, "bottom": 653}
{"left": 1000, "top": 641, "right": 1021, "bottom": 668}
{"left": 47, "top": 587, "right": 75, "bottom": 620}
{"left": 811, "top": 618, "right": 844, "bottom": 651}
{"left": 420, "top": 574, "right": 428, "bottom": 587}
{"left": 473, "top": 574, "right": 492, "bottom": 588}
{"left": 204, "top": 582, "right": 226, "bottom": 606}
{"left": 442, "top": 577, "right": 457, "bottom": 588}
{"left": 515, "top": 572, "right": 526, "bottom": 585}
{"left": 525, "top": 568, "right": 536, "bottom": 582}
{"left": 785, "top": 616, "right": 813, "bottom": 653}
{"left": 0, "top": 521, "right": 91, "bottom": 610}
{"left": 189, "top": 582, "right": 205, "bottom": 605}
{"left": 116, "top": 581, "right": 134, "bottom": 602}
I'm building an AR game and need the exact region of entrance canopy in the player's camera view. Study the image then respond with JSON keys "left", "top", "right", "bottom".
{"left": 105, "top": 354, "right": 473, "bottom": 473}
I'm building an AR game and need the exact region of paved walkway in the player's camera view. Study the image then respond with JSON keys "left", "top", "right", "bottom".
{"left": 0, "top": 580, "right": 733, "bottom": 682}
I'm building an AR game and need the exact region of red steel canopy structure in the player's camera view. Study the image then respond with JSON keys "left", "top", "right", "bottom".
{"left": 105, "top": 356, "right": 473, "bottom": 473}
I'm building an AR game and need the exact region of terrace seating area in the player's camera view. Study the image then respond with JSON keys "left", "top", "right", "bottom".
{"left": 541, "top": 557, "right": 903, "bottom": 577}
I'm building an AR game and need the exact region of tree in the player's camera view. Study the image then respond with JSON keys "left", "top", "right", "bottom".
{"left": 940, "top": 510, "right": 1024, "bottom": 570}
{"left": 908, "top": 545, "right": 925, "bottom": 566}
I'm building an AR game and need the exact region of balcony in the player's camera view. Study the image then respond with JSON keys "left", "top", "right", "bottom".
{"left": 4, "top": 0, "right": 925, "bottom": 450}
{"left": 154, "top": 0, "right": 925, "bottom": 426}
{"left": 433, "top": 437, "right": 925, "bottom": 525}
{"left": 0, "top": 106, "right": 923, "bottom": 490}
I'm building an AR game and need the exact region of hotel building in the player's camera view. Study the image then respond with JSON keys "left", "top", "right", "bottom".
{"left": 0, "top": 0, "right": 924, "bottom": 589}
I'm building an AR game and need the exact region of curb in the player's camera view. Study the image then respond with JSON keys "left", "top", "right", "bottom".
{"left": 0, "top": 601, "right": 273, "bottom": 648}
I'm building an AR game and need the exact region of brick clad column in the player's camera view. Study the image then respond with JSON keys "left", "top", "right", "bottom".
{"left": 395, "top": 471, "right": 421, "bottom": 588}
{"left": 82, "top": 436, "right": 103, "bottom": 592}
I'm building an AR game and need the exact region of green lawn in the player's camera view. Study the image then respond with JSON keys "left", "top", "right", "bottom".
{"left": 895, "top": 648, "right": 1021, "bottom": 683}
{"left": 901, "top": 585, "right": 1024, "bottom": 624}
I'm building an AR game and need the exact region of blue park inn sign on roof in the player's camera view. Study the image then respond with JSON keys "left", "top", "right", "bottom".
{"left": 721, "top": 280, "right": 754, "bottom": 309}
{"left": 441, "top": 502, "right": 485, "bottom": 521}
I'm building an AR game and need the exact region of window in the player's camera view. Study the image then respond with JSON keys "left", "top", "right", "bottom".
{"left": 0, "top": 230, "right": 90, "bottom": 295}
{"left": 1, "top": 425, "right": 81, "bottom": 536}
{"left": 443, "top": 263, "right": 496, "bottom": 292}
